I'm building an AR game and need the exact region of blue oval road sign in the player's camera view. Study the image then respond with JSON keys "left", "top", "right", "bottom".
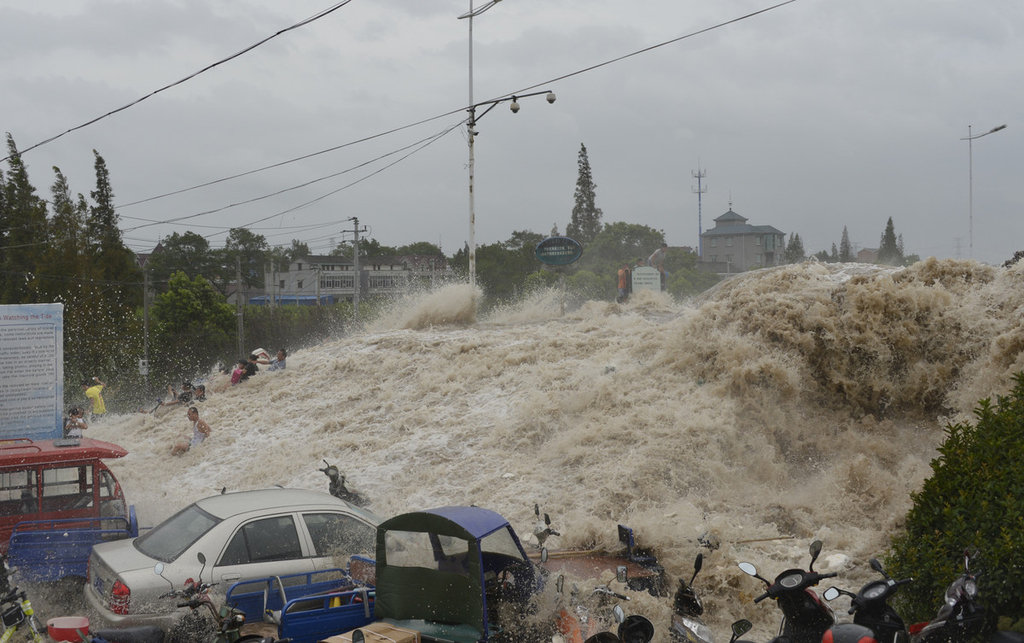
{"left": 535, "top": 236, "right": 582, "bottom": 266}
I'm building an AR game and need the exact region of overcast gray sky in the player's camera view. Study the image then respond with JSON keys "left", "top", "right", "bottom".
{"left": 1, "top": 0, "right": 1020, "bottom": 264}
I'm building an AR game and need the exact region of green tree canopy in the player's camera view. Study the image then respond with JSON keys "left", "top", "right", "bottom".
{"left": 147, "top": 231, "right": 215, "bottom": 288}
{"left": 151, "top": 271, "right": 235, "bottom": 380}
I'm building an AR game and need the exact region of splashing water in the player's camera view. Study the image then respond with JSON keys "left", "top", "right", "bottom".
{"left": 86, "top": 258, "right": 1024, "bottom": 641}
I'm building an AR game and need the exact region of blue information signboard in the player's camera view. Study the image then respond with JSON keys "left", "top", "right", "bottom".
{"left": 0, "top": 303, "right": 64, "bottom": 440}
{"left": 535, "top": 236, "right": 583, "bottom": 266}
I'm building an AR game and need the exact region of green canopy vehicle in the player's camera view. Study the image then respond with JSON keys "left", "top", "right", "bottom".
{"left": 359, "top": 505, "right": 542, "bottom": 643}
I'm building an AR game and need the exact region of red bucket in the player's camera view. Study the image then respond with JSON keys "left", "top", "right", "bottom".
{"left": 47, "top": 616, "right": 90, "bottom": 642}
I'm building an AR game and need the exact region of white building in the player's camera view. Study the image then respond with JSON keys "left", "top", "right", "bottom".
{"left": 259, "top": 254, "right": 449, "bottom": 304}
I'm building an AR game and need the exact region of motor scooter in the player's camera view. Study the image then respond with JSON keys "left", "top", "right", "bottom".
{"left": 903, "top": 549, "right": 1024, "bottom": 643}
{"left": 738, "top": 539, "right": 837, "bottom": 643}
{"left": 319, "top": 460, "right": 370, "bottom": 507}
{"left": 822, "top": 557, "right": 912, "bottom": 643}
{"left": 552, "top": 573, "right": 653, "bottom": 643}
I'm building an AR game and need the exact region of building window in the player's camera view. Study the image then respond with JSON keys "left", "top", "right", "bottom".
{"left": 711, "top": 239, "right": 718, "bottom": 247}
{"left": 297, "top": 280, "right": 303, "bottom": 290}
{"left": 297, "top": 263, "right": 303, "bottom": 271}
{"left": 279, "top": 280, "right": 285, "bottom": 290}
{"left": 755, "top": 238, "right": 761, "bottom": 246}
{"left": 726, "top": 237, "right": 733, "bottom": 247}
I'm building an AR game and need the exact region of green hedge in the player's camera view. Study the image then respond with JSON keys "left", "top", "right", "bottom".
{"left": 886, "top": 373, "right": 1024, "bottom": 630}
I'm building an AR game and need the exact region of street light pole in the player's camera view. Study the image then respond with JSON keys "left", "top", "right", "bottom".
{"left": 961, "top": 123, "right": 1006, "bottom": 258}
{"left": 459, "top": 0, "right": 502, "bottom": 287}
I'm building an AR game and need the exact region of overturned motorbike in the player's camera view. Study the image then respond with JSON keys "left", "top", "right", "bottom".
{"left": 670, "top": 553, "right": 713, "bottom": 643}
{"left": 319, "top": 460, "right": 371, "bottom": 507}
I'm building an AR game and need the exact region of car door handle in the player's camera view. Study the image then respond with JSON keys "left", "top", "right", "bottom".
{"left": 221, "top": 573, "right": 241, "bottom": 581}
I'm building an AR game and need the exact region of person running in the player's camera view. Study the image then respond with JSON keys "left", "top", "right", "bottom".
{"left": 82, "top": 376, "right": 106, "bottom": 420}
{"left": 171, "top": 407, "right": 211, "bottom": 456}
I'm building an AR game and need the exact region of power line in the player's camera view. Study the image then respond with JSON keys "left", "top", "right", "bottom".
{"left": 122, "top": 121, "right": 461, "bottom": 233}
{"left": 0, "top": 0, "right": 357, "bottom": 164}
{"left": 108, "top": 0, "right": 798, "bottom": 213}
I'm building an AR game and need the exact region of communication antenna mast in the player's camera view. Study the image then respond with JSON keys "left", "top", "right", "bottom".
{"left": 692, "top": 164, "right": 708, "bottom": 258}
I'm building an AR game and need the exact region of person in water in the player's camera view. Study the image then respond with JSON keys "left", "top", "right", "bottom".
{"left": 157, "top": 381, "right": 194, "bottom": 408}
{"left": 172, "top": 406, "right": 211, "bottom": 456}
{"left": 64, "top": 406, "right": 88, "bottom": 438}
{"left": 267, "top": 348, "right": 287, "bottom": 371}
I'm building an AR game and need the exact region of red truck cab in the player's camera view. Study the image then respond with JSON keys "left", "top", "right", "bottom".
{"left": 0, "top": 438, "right": 135, "bottom": 581}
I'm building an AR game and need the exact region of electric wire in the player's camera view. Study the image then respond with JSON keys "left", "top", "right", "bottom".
{"left": 111, "top": 0, "right": 799, "bottom": 241}
{"left": 0, "top": 0, "right": 357, "bottom": 164}
{"left": 121, "top": 121, "right": 461, "bottom": 233}
{"left": 4, "top": 1, "right": 798, "bottom": 252}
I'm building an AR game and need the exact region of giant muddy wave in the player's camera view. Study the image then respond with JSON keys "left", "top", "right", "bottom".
{"left": 90, "top": 258, "right": 1024, "bottom": 640}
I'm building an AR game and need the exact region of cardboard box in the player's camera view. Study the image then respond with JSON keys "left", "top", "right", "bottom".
{"left": 320, "top": 621, "right": 421, "bottom": 643}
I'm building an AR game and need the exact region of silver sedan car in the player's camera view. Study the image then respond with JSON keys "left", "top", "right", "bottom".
{"left": 84, "top": 488, "right": 378, "bottom": 629}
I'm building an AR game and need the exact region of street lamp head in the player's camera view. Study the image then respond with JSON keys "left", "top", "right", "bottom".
{"left": 546, "top": 92, "right": 557, "bottom": 104}
{"left": 991, "top": 124, "right": 1007, "bottom": 133}
{"left": 509, "top": 99, "right": 520, "bottom": 114}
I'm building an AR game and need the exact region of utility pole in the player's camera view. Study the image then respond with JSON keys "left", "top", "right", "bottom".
{"left": 142, "top": 267, "right": 150, "bottom": 393}
{"left": 349, "top": 217, "right": 368, "bottom": 319}
{"left": 692, "top": 164, "right": 707, "bottom": 258}
{"left": 236, "top": 257, "right": 244, "bottom": 357}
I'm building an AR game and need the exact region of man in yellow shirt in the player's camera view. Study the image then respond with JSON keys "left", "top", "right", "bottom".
{"left": 82, "top": 376, "right": 106, "bottom": 419}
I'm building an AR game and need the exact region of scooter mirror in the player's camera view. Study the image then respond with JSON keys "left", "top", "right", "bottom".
{"left": 731, "top": 619, "right": 753, "bottom": 642}
{"left": 738, "top": 562, "right": 758, "bottom": 577}
{"left": 541, "top": 548, "right": 549, "bottom": 564}
{"left": 153, "top": 563, "right": 164, "bottom": 576}
{"left": 823, "top": 587, "right": 841, "bottom": 601}
{"left": 810, "top": 540, "right": 823, "bottom": 560}
{"left": 616, "top": 565, "right": 628, "bottom": 584}
{"left": 612, "top": 604, "right": 625, "bottom": 624}
{"left": 197, "top": 552, "right": 206, "bottom": 565}
{"left": 694, "top": 553, "right": 703, "bottom": 573}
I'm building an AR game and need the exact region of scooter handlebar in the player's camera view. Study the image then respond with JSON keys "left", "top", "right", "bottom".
{"left": 754, "top": 571, "right": 837, "bottom": 604}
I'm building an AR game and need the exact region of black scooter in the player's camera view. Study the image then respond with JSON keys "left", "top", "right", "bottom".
{"left": 738, "top": 539, "right": 837, "bottom": 643}
{"left": 823, "top": 557, "right": 912, "bottom": 643}
{"left": 319, "top": 459, "right": 370, "bottom": 507}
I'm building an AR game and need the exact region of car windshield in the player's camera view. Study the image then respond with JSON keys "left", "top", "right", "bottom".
{"left": 135, "top": 504, "right": 220, "bottom": 563}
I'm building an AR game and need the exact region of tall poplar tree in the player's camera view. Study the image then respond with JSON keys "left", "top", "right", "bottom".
{"left": 0, "top": 135, "right": 48, "bottom": 303}
{"left": 566, "top": 143, "right": 603, "bottom": 244}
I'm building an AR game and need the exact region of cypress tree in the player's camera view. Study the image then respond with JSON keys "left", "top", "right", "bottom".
{"left": 566, "top": 143, "right": 603, "bottom": 244}
{"left": 839, "top": 226, "right": 853, "bottom": 262}
{"left": 877, "top": 217, "right": 902, "bottom": 265}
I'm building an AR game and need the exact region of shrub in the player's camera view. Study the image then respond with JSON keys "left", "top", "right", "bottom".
{"left": 885, "top": 373, "right": 1024, "bottom": 629}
